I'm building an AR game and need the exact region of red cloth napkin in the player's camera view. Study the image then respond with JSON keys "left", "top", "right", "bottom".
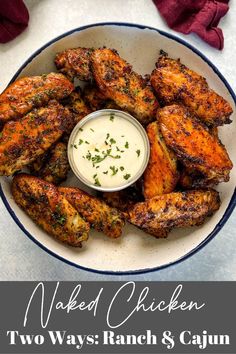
{"left": 0, "top": 0, "right": 29, "bottom": 43}
{"left": 153, "top": 0, "right": 229, "bottom": 49}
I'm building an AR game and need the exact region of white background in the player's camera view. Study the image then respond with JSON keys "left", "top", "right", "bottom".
{"left": 0, "top": 0, "right": 235, "bottom": 280}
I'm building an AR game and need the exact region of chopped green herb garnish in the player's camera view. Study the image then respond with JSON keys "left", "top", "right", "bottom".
{"left": 125, "top": 141, "right": 129, "bottom": 149}
{"left": 120, "top": 166, "right": 125, "bottom": 171}
{"left": 103, "top": 171, "right": 108, "bottom": 175}
{"left": 136, "top": 149, "right": 141, "bottom": 157}
{"left": 116, "top": 146, "right": 120, "bottom": 152}
{"left": 109, "top": 138, "right": 116, "bottom": 144}
{"left": 78, "top": 139, "right": 83, "bottom": 145}
{"left": 85, "top": 141, "right": 90, "bottom": 144}
{"left": 121, "top": 135, "right": 125, "bottom": 137}
{"left": 123, "top": 173, "right": 131, "bottom": 180}
{"left": 73, "top": 144, "right": 78, "bottom": 149}
{"left": 93, "top": 175, "right": 101, "bottom": 186}
{"left": 86, "top": 151, "right": 92, "bottom": 161}
{"left": 56, "top": 215, "right": 66, "bottom": 225}
{"left": 110, "top": 166, "right": 118, "bottom": 176}
{"left": 95, "top": 148, "right": 100, "bottom": 152}
{"left": 79, "top": 128, "right": 83, "bottom": 132}
{"left": 106, "top": 133, "right": 110, "bottom": 140}
{"left": 110, "top": 114, "right": 115, "bottom": 121}
{"left": 90, "top": 128, "right": 95, "bottom": 132}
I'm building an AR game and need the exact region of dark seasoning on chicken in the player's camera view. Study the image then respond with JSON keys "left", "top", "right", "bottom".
{"left": 0, "top": 47, "right": 233, "bottom": 247}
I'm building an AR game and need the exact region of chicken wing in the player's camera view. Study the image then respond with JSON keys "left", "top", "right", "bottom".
{"left": 83, "top": 85, "right": 108, "bottom": 111}
{"left": 150, "top": 53, "right": 233, "bottom": 126}
{"left": 12, "top": 174, "right": 90, "bottom": 246}
{"left": 91, "top": 48, "right": 159, "bottom": 125}
{"left": 54, "top": 47, "right": 94, "bottom": 81}
{"left": 0, "top": 73, "right": 74, "bottom": 127}
{"left": 59, "top": 187, "right": 125, "bottom": 238}
{"left": 102, "top": 185, "right": 144, "bottom": 213}
{"left": 83, "top": 85, "right": 120, "bottom": 111}
{"left": 158, "top": 104, "right": 233, "bottom": 183}
{"left": 0, "top": 100, "right": 73, "bottom": 176}
{"left": 30, "top": 142, "right": 70, "bottom": 185}
{"left": 62, "top": 87, "right": 91, "bottom": 128}
{"left": 143, "top": 121, "right": 179, "bottom": 199}
{"left": 178, "top": 166, "right": 221, "bottom": 189}
{"left": 128, "top": 189, "right": 220, "bottom": 237}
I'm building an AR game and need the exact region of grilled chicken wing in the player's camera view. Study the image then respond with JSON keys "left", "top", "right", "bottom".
{"left": 30, "top": 142, "right": 70, "bottom": 185}
{"left": 128, "top": 189, "right": 220, "bottom": 237}
{"left": 158, "top": 104, "right": 233, "bottom": 183}
{"left": 143, "top": 121, "right": 179, "bottom": 199}
{"left": 83, "top": 85, "right": 120, "bottom": 111}
{"left": 83, "top": 85, "right": 108, "bottom": 111}
{"left": 59, "top": 187, "right": 125, "bottom": 238}
{"left": 102, "top": 185, "right": 144, "bottom": 213}
{"left": 63, "top": 87, "right": 91, "bottom": 127}
{"left": 0, "top": 100, "right": 73, "bottom": 176}
{"left": 151, "top": 53, "right": 233, "bottom": 126}
{"left": 12, "top": 174, "right": 90, "bottom": 246}
{"left": 91, "top": 48, "right": 159, "bottom": 125}
{"left": 54, "top": 47, "right": 94, "bottom": 81}
{"left": 0, "top": 73, "right": 74, "bottom": 127}
{"left": 178, "top": 166, "right": 221, "bottom": 189}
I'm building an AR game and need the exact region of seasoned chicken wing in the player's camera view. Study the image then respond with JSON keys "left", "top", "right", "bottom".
{"left": 0, "top": 73, "right": 74, "bottom": 127}
{"left": 12, "top": 174, "right": 90, "bottom": 246}
{"left": 62, "top": 87, "right": 91, "bottom": 126}
{"left": 102, "top": 185, "right": 144, "bottom": 213}
{"left": 30, "top": 142, "right": 70, "bottom": 185}
{"left": 0, "top": 100, "right": 73, "bottom": 176}
{"left": 151, "top": 53, "right": 233, "bottom": 126}
{"left": 83, "top": 85, "right": 108, "bottom": 111}
{"left": 178, "top": 166, "right": 221, "bottom": 189}
{"left": 91, "top": 48, "right": 159, "bottom": 125}
{"left": 128, "top": 189, "right": 220, "bottom": 237}
{"left": 158, "top": 105, "right": 233, "bottom": 183}
{"left": 83, "top": 85, "right": 120, "bottom": 111}
{"left": 143, "top": 121, "right": 179, "bottom": 199}
{"left": 54, "top": 47, "right": 94, "bottom": 81}
{"left": 59, "top": 187, "right": 125, "bottom": 238}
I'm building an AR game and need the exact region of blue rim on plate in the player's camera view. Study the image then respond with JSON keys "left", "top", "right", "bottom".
{"left": 1, "top": 22, "right": 236, "bottom": 275}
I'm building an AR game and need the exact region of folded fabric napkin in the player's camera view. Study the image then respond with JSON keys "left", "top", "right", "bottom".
{"left": 0, "top": 0, "right": 29, "bottom": 43}
{"left": 153, "top": 0, "right": 229, "bottom": 49}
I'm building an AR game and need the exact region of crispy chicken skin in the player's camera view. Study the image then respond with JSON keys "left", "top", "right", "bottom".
{"left": 128, "top": 189, "right": 220, "bottom": 237}
{"left": 0, "top": 101, "right": 73, "bottom": 176}
{"left": 83, "top": 85, "right": 108, "bottom": 111}
{"left": 91, "top": 48, "right": 159, "bottom": 125}
{"left": 151, "top": 54, "right": 233, "bottom": 126}
{"left": 12, "top": 174, "right": 90, "bottom": 246}
{"left": 54, "top": 47, "right": 94, "bottom": 81}
{"left": 0, "top": 73, "right": 74, "bottom": 127}
{"left": 102, "top": 186, "right": 144, "bottom": 213}
{"left": 59, "top": 187, "right": 125, "bottom": 238}
{"left": 30, "top": 142, "right": 70, "bottom": 185}
{"left": 178, "top": 166, "right": 221, "bottom": 189}
{"left": 143, "top": 122, "right": 179, "bottom": 199}
{"left": 158, "top": 105, "right": 233, "bottom": 183}
{"left": 62, "top": 87, "right": 91, "bottom": 126}
{"left": 83, "top": 85, "right": 120, "bottom": 111}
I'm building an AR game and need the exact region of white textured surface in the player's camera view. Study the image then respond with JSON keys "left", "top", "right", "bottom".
{"left": 0, "top": 0, "right": 235, "bottom": 280}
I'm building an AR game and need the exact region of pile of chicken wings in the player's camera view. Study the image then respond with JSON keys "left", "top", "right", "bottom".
{"left": 0, "top": 46, "right": 233, "bottom": 246}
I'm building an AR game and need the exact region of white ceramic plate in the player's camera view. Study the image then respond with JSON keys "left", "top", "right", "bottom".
{"left": 1, "top": 23, "right": 236, "bottom": 275}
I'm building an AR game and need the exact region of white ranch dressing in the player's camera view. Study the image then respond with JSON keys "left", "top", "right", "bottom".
{"left": 70, "top": 112, "right": 147, "bottom": 189}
